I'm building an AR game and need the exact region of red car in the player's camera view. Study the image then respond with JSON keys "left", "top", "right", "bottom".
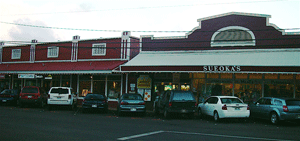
{"left": 19, "top": 86, "right": 47, "bottom": 108}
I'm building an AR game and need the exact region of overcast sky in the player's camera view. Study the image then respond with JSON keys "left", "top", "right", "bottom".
{"left": 0, "top": 0, "right": 299, "bottom": 44}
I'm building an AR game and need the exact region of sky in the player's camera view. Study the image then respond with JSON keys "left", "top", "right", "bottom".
{"left": 0, "top": 0, "right": 299, "bottom": 44}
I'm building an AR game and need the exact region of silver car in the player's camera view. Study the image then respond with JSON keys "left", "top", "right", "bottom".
{"left": 117, "top": 93, "right": 146, "bottom": 116}
{"left": 249, "top": 97, "right": 300, "bottom": 124}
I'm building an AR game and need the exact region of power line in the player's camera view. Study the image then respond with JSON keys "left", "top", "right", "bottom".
{"left": 1, "top": 20, "right": 300, "bottom": 33}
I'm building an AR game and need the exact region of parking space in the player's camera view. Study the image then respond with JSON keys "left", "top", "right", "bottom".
{"left": 117, "top": 130, "right": 295, "bottom": 141}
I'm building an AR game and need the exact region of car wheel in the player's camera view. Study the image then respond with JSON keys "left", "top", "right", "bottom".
{"left": 198, "top": 108, "right": 203, "bottom": 118}
{"left": 270, "top": 112, "right": 279, "bottom": 124}
{"left": 214, "top": 111, "right": 219, "bottom": 122}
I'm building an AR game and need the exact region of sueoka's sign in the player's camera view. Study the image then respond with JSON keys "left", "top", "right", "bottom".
{"left": 203, "top": 66, "right": 241, "bottom": 72}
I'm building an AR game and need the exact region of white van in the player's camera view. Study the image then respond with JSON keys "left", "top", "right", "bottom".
{"left": 47, "top": 87, "right": 77, "bottom": 110}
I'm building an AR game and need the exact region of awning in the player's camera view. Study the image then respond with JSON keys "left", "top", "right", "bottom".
{"left": 120, "top": 49, "right": 300, "bottom": 73}
{"left": 0, "top": 61, "right": 127, "bottom": 74}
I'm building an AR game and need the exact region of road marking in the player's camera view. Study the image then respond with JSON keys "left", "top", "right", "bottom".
{"left": 118, "top": 130, "right": 294, "bottom": 141}
{"left": 166, "top": 131, "right": 294, "bottom": 141}
{"left": 117, "top": 130, "right": 164, "bottom": 140}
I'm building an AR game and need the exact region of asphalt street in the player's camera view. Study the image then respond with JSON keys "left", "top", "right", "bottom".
{"left": 0, "top": 105, "right": 299, "bottom": 141}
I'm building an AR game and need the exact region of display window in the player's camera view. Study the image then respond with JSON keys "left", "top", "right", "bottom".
{"left": 264, "top": 84, "right": 294, "bottom": 98}
{"left": 296, "top": 84, "right": 300, "bottom": 98}
{"left": 206, "top": 83, "right": 232, "bottom": 96}
{"left": 107, "top": 81, "right": 121, "bottom": 99}
{"left": 234, "top": 83, "right": 261, "bottom": 103}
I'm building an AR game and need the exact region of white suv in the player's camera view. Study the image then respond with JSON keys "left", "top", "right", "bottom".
{"left": 47, "top": 87, "right": 77, "bottom": 110}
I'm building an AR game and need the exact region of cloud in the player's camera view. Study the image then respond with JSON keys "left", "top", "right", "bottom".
{"left": 8, "top": 18, "right": 60, "bottom": 42}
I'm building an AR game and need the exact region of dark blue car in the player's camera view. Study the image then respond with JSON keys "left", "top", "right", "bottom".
{"left": 82, "top": 94, "right": 108, "bottom": 113}
{"left": 0, "top": 89, "right": 20, "bottom": 106}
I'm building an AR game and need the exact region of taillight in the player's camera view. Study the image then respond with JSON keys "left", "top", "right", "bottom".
{"left": 222, "top": 104, "right": 227, "bottom": 110}
{"left": 169, "top": 102, "right": 172, "bottom": 107}
{"left": 48, "top": 94, "right": 50, "bottom": 99}
{"left": 139, "top": 102, "right": 145, "bottom": 105}
{"left": 121, "top": 101, "right": 128, "bottom": 105}
{"left": 102, "top": 99, "right": 107, "bottom": 103}
{"left": 283, "top": 105, "right": 288, "bottom": 112}
{"left": 247, "top": 106, "right": 250, "bottom": 110}
{"left": 195, "top": 103, "right": 197, "bottom": 107}
{"left": 68, "top": 95, "right": 71, "bottom": 99}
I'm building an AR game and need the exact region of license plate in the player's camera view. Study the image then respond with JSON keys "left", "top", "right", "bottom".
{"left": 2, "top": 100, "right": 7, "bottom": 102}
{"left": 27, "top": 96, "right": 32, "bottom": 98}
{"left": 92, "top": 104, "right": 97, "bottom": 108}
{"left": 181, "top": 109, "right": 187, "bottom": 113}
{"left": 130, "top": 108, "right": 137, "bottom": 111}
{"left": 297, "top": 115, "right": 300, "bottom": 119}
{"left": 235, "top": 107, "right": 240, "bottom": 110}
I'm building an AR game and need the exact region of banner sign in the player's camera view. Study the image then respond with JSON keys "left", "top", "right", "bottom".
{"left": 137, "top": 75, "right": 152, "bottom": 89}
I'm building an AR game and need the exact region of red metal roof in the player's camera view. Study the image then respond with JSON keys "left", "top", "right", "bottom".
{"left": 0, "top": 61, "right": 127, "bottom": 74}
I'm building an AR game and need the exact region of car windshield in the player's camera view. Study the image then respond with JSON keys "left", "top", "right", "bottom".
{"left": 172, "top": 93, "right": 195, "bottom": 101}
{"left": 50, "top": 88, "right": 69, "bottom": 94}
{"left": 122, "top": 94, "right": 142, "bottom": 100}
{"left": 22, "top": 88, "right": 38, "bottom": 93}
{"left": 221, "top": 98, "right": 243, "bottom": 104}
{"left": 286, "top": 100, "right": 300, "bottom": 106}
{"left": 85, "top": 94, "right": 105, "bottom": 100}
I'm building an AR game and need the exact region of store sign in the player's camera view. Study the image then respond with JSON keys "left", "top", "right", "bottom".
{"left": 18, "top": 74, "right": 35, "bottom": 79}
{"left": 45, "top": 75, "right": 52, "bottom": 79}
{"left": 204, "top": 66, "right": 241, "bottom": 72}
{"left": 137, "top": 75, "right": 152, "bottom": 89}
{"left": 35, "top": 75, "right": 43, "bottom": 78}
{"left": 0, "top": 74, "right": 5, "bottom": 79}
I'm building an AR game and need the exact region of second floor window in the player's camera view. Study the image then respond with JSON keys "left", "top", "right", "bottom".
{"left": 12, "top": 49, "right": 21, "bottom": 59}
{"left": 48, "top": 46, "right": 59, "bottom": 58}
{"left": 92, "top": 43, "right": 106, "bottom": 56}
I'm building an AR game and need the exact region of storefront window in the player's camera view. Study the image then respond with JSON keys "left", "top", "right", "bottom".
{"left": 206, "top": 83, "right": 232, "bottom": 96}
{"left": 62, "top": 75, "right": 71, "bottom": 87}
{"left": 79, "top": 75, "right": 92, "bottom": 97}
{"left": 52, "top": 75, "right": 60, "bottom": 87}
{"left": 234, "top": 83, "right": 261, "bottom": 103}
{"left": 264, "top": 84, "right": 293, "bottom": 98}
{"left": 93, "top": 81, "right": 105, "bottom": 94}
{"left": 107, "top": 81, "right": 121, "bottom": 99}
{"left": 296, "top": 84, "right": 300, "bottom": 98}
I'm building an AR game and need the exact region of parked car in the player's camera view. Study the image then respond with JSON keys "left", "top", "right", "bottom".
{"left": 47, "top": 87, "right": 77, "bottom": 110}
{"left": 117, "top": 93, "right": 146, "bottom": 116}
{"left": 82, "top": 94, "right": 108, "bottom": 113}
{"left": 249, "top": 97, "right": 300, "bottom": 124}
{"left": 155, "top": 90, "right": 196, "bottom": 119}
{"left": 198, "top": 96, "right": 250, "bottom": 121}
{"left": 0, "top": 89, "right": 20, "bottom": 106}
{"left": 19, "top": 86, "right": 47, "bottom": 108}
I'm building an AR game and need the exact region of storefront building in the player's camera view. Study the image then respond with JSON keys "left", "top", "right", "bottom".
{"left": 120, "top": 12, "right": 300, "bottom": 109}
{"left": 0, "top": 31, "right": 140, "bottom": 107}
